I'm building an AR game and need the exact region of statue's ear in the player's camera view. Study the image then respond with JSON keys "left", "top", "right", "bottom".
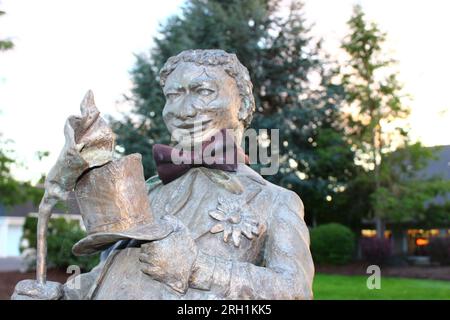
{"left": 238, "top": 98, "right": 251, "bottom": 124}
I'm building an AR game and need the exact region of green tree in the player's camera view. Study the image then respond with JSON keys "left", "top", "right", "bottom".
{"left": 0, "top": 140, "right": 45, "bottom": 207}
{"left": 0, "top": 141, "right": 25, "bottom": 206}
{"left": 340, "top": 5, "right": 450, "bottom": 235}
{"left": 372, "top": 144, "right": 450, "bottom": 226}
{"left": 111, "top": 0, "right": 356, "bottom": 226}
{"left": 21, "top": 216, "right": 99, "bottom": 271}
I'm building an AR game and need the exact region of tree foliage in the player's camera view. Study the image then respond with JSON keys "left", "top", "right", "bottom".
{"left": 372, "top": 144, "right": 450, "bottom": 224}
{"left": 341, "top": 4, "right": 410, "bottom": 169}
{"left": 21, "top": 216, "right": 99, "bottom": 271}
{"left": 310, "top": 223, "right": 355, "bottom": 265}
{"left": 0, "top": 140, "right": 44, "bottom": 207}
{"left": 339, "top": 5, "right": 450, "bottom": 230}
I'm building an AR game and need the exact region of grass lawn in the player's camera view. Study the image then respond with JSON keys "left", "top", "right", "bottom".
{"left": 313, "top": 273, "right": 450, "bottom": 300}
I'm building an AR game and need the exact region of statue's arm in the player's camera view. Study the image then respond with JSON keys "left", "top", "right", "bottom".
{"left": 189, "top": 190, "right": 314, "bottom": 300}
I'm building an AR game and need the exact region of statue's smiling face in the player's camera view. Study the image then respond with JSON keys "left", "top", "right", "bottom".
{"left": 162, "top": 62, "right": 241, "bottom": 146}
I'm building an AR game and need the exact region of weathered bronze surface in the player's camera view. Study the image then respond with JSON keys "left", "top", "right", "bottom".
{"left": 72, "top": 153, "right": 173, "bottom": 256}
{"left": 12, "top": 49, "right": 314, "bottom": 300}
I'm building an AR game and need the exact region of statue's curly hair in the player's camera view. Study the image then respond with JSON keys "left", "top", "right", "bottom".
{"left": 159, "top": 49, "right": 256, "bottom": 128}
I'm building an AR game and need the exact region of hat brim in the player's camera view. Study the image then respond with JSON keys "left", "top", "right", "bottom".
{"left": 72, "top": 220, "right": 173, "bottom": 256}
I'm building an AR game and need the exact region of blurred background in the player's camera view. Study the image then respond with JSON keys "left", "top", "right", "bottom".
{"left": 0, "top": 0, "right": 449, "bottom": 299}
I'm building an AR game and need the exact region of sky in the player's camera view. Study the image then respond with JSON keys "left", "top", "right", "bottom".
{"left": 0, "top": 0, "right": 449, "bottom": 182}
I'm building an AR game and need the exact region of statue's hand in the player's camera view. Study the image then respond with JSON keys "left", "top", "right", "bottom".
{"left": 11, "top": 280, "right": 63, "bottom": 300}
{"left": 44, "top": 90, "right": 115, "bottom": 202}
{"left": 139, "top": 215, "right": 198, "bottom": 294}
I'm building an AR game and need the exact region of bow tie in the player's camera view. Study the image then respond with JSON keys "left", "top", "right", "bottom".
{"left": 152, "top": 130, "right": 248, "bottom": 185}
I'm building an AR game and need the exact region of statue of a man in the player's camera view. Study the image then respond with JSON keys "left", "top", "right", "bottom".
{"left": 13, "top": 49, "right": 314, "bottom": 300}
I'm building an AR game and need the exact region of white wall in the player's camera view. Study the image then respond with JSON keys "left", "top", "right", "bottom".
{"left": 0, "top": 214, "right": 83, "bottom": 257}
{"left": 0, "top": 217, "right": 25, "bottom": 257}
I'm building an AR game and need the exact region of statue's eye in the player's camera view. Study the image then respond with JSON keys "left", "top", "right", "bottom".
{"left": 197, "top": 88, "right": 214, "bottom": 96}
{"left": 166, "top": 92, "right": 180, "bottom": 99}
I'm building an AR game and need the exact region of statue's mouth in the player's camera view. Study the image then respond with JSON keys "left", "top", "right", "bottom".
{"left": 174, "top": 118, "right": 212, "bottom": 131}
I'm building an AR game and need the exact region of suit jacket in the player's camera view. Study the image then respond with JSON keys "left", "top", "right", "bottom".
{"left": 63, "top": 164, "right": 314, "bottom": 300}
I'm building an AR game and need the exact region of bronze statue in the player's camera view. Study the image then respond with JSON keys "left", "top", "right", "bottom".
{"left": 12, "top": 49, "right": 314, "bottom": 300}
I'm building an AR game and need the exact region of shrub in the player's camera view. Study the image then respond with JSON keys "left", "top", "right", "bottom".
{"left": 21, "top": 216, "right": 99, "bottom": 272}
{"left": 427, "top": 237, "right": 450, "bottom": 266}
{"left": 310, "top": 223, "right": 355, "bottom": 265}
{"left": 360, "top": 237, "right": 392, "bottom": 265}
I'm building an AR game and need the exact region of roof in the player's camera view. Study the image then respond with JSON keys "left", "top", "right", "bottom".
{"left": 0, "top": 202, "right": 37, "bottom": 218}
{"left": 420, "top": 145, "right": 450, "bottom": 206}
{"left": 0, "top": 192, "right": 81, "bottom": 217}
{"left": 417, "top": 145, "right": 450, "bottom": 180}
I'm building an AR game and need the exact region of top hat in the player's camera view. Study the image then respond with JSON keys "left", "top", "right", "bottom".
{"left": 72, "top": 153, "right": 173, "bottom": 256}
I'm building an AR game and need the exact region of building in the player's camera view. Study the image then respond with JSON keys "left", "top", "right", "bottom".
{"left": 0, "top": 202, "right": 35, "bottom": 257}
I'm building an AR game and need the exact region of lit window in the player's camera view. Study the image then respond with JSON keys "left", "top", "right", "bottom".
{"left": 416, "top": 238, "right": 429, "bottom": 246}
{"left": 361, "top": 229, "right": 376, "bottom": 238}
{"left": 430, "top": 229, "right": 440, "bottom": 236}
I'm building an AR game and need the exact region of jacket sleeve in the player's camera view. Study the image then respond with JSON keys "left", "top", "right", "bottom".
{"left": 189, "top": 190, "right": 315, "bottom": 300}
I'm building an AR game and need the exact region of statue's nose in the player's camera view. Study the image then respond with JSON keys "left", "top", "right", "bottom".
{"left": 176, "top": 97, "right": 197, "bottom": 120}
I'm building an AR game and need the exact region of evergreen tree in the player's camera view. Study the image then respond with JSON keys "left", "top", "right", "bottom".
{"left": 340, "top": 5, "right": 450, "bottom": 235}
{"left": 111, "top": 0, "right": 356, "bottom": 225}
